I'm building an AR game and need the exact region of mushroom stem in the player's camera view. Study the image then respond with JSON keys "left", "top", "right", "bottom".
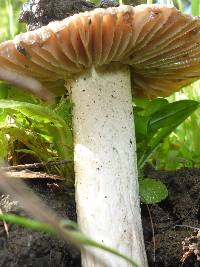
{"left": 71, "top": 63, "right": 148, "bottom": 267}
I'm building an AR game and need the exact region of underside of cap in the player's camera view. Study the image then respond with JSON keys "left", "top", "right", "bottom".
{"left": 1, "top": 4, "right": 200, "bottom": 99}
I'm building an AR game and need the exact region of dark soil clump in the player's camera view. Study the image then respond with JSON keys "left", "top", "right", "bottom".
{"left": 18, "top": 0, "right": 146, "bottom": 31}
{"left": 144, "top": 167, "right": 200, "bottom": 267}
{"left": 0, "top": 180, "right": 80, "bottom": 267}
{"left": 18, "top": 0, "right": 118, "bottom": 31}
{"left": 1, "top": 167, "right": 200, "bottom": 266}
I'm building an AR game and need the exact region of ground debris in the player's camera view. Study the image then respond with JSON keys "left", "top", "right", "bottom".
{"left": 181, "top": 230, "right": 200, "bottom": 265}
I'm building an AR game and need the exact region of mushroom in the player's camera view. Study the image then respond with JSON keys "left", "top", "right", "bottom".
{"left": 1, "top": 4, "right": 200, "bottom": 267}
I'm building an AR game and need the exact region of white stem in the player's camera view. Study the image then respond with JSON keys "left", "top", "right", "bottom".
{"left": 71, "top": 64, "right": 148, "bottom": 267}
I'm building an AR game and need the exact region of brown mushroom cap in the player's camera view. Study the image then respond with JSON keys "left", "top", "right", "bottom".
{"left": 1, "top": 4, "right": 200, "bottom": 99}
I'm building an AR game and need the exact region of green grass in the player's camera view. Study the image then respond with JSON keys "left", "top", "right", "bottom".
{"left": 192, "top": 0, "right": 200, "bottom": 16}
{"left": 0, "top": 212, "right": 139, "bottom": 267}
{"left": 0, "top": 0, "right": 25, "bottom": 41}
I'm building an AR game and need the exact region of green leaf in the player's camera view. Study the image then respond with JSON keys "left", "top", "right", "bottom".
{"left": 0, "top": 100, "right": 65, "bottom": 126}
{"left": 149, "top": 100, "right": 199, "bottom": 132}
{"left": 134, "top": 114, "right": 150, "bottom": 141}
{"left": 0, "top": 131, "right": 7, "bottom": 162}
{"left": 8, "top": 87, "right": 37, "bottom": 104}
{"left": 133, "top": 97, "right": 150, "bottom": 110}
{"left": 137, "top": 100, "right": 199, "bottom": 170}
{"left": 139, "top": 178, "right": 168, "bottom": 204}
{"left": 0, "top": 82, "right": 8, "bottom": 99}
{"left": 4, "top": 126, "right": 53, "bottom": 161}
{"left": 0, "top": 99, "right": 73, "bottom": 160}
{"left": 144, "top": 98, "right": 168, "bottom": 116}
{"left": 55, "top": 97, "right": 73, "bottom": 131}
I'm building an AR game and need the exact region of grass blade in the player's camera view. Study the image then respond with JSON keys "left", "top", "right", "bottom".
{"left": 192, "top": 0, "right": 200, "bottom": 16}
{"left": 0, "top": 213, "right": 139, "bottom": 267}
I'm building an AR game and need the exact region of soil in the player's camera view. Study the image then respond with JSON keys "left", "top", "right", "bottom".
{"left": 143, "top": 166, "right": 200, "bottom": 267}
{"left": 18, "top": 0, "right": 145, "bottom": 31}
{"left": 0, "top": 180, "right": 80, "bottom": 267}
{"left": 18, "top": 0, "right": 116, "bottom": 31}
{"left": 1, "top": 167, "right": 200, "bottom": 267}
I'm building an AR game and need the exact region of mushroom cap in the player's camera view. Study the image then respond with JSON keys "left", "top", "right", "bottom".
{"left": 1, "top": 4, "right": 200, "bottom": 99}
